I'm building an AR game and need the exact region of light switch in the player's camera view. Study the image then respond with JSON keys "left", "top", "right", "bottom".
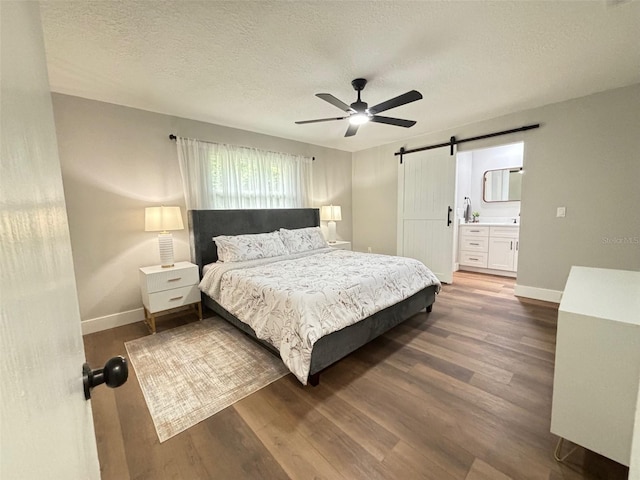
{"left": 556, "top": 206, "right": 566, "bottom": 218}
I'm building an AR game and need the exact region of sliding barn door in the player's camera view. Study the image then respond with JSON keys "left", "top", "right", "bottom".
{"left": 398, "top": 148, "right": 456, "bottom": 283}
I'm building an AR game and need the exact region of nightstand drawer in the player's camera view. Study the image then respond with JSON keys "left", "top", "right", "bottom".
{"left": 144, "top": 284, "right": 201, "bottom": 313}
{"left": 140, "top": 263, "right": 199, "bottom": 294}
{"left": 460, "top": 251, "right": 488, "bottom": 268}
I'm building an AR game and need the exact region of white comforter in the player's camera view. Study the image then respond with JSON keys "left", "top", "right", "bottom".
{"left": 199, "top": 248, "right": 440, "bottom": 384}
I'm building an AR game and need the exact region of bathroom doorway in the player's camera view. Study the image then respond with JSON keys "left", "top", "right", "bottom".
{"left": 454, "top": 142, "right": 523, "bottom": 277}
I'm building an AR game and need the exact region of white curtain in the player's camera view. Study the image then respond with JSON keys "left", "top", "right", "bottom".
{"left": 176, "top": 137, "right": 313, "bottom": 210}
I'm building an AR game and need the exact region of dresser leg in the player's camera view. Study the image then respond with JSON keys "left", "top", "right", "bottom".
{"left": 196, "top": 301, "right": 203, "bottom": 321}
{"left": 553, "top": 437, "right": 578, "bottom": 463}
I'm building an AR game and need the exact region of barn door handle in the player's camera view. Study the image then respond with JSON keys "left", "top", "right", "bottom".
{"left": 447, "top": 206, "right": 452, "bottom": 226}
{"left": 83, "top": 356, "right": 128, "bottom": 400}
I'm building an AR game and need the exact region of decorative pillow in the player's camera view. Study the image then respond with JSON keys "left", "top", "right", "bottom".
{"left": 213, "top": 231, "right": 288, "bottom": 262}
{"left": 279, "top": 226, "right": 328, "bottom": 253}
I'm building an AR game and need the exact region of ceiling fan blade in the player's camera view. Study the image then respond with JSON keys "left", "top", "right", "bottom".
{"left": 295, "top": 116, "right": 348, "bottom": 125}
{"left": 316, "top": 93, "right": 355, "bottom": 112}
{"left": 344, "top": 123, "right": 359, "bottom": 137}
{"left": 368, "top": 90, "right": 422, "bottom": 115}
{"left": 370, "top": 115, "right": 416, "bottom": 128}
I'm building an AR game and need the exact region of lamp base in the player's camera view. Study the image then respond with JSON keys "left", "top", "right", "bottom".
{"left": 327, "top": 221, "right": 336, "bottom": 243}
{"left": 158, "top": 232, "right": 175, "bottom": 268}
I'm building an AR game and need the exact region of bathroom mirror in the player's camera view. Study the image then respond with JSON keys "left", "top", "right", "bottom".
{"left": 483, "top": 167, "right": 522, "bottom": 202}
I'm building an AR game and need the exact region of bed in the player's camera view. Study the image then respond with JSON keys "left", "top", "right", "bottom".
{"left": 188, "top": 208, "right": 440, "bottom": 386}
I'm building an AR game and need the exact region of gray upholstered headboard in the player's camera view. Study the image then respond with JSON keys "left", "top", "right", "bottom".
{"left": 188, "top": 208, "right": 320, "bottom": 275}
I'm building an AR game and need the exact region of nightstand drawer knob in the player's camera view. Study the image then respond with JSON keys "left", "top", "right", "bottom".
{"left": 169, "top": 295, "right": 184, "bottom": 301}
{"left": 168, "top": 277, "right": 182, "bottom": 282}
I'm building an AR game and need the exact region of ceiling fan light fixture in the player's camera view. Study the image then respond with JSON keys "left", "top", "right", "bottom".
{"left": 296, "top": 79, "right": 422, "bottom": 136}
{"left": 349, "top": 113, "right": 370, "bottom": 125}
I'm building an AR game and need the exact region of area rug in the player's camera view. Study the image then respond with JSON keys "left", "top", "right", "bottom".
{"left": 125, "top": 317, "right": 289, "bottom": 442}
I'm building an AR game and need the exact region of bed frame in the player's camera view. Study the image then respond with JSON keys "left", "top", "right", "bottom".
{"left": 188, "top": 208, "right": 437, "bottom": 386}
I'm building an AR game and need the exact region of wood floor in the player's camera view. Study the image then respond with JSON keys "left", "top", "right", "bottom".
{"left": 84, "top": 271, "right": 629, "bottom": 480}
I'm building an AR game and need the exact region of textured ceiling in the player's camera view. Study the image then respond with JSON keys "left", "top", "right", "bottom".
{"left": 40, "top": 1, "right": 640, "bottom": 153}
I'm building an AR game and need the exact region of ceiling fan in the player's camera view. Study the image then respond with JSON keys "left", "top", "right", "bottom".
{"left": 296, "top": 78, "right": 423, "bottom": 137}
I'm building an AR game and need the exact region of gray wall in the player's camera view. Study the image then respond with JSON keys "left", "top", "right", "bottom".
{"left": 353, "top": 84, "right": 640, "bottom": 294}
{"left": 53, "top": 84, "right": 640, "bottom": 320}
{"left": 52, "top": 94, "right": 352, "bottom": 323}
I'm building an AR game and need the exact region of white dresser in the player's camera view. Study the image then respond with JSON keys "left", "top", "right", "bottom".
{"left": 139, "top": 261, "right": 202, "bottom": 333}
{"left": 551, "top": 266, "right": 640, "bottom": 466}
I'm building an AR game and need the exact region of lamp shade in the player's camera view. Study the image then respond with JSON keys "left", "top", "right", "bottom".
{"left": 320, "top": 205, "right": 342, "bottom": 222}
{"left": 145, "top": 206, "right": 184, "bottom": 232}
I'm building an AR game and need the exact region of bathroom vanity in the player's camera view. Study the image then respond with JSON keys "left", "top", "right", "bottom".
{"left": 458, "top": 223, "right": 519, "bottom": 277}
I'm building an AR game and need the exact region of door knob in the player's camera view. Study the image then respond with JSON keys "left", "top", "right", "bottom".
{"left": 83, "top": 356, "right": 128, "bottom": 400}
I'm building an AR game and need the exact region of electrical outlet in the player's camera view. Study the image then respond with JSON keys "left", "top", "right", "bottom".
{"left": 556, "top": 206, "right": 566, "bottom": 218}
{"left": 367, "top": 247, "right": 372, "bottom": 253}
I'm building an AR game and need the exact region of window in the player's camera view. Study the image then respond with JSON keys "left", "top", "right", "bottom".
{"left": 176, "top": 137, "right": 312, "bottom": 210}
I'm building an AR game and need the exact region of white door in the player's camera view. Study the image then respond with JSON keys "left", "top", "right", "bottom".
{"left": 398, "top": 148, "right": 456, "bottom": 283}
{"left": 0, "top": 3, "right": 101, "bottom": 479}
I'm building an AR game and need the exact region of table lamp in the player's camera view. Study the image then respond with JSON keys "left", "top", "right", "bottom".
{"left": 145, "top": 206, "right": 184, "bottom": 267}
{"left": 320, "top": 205, "right": 342, "bottom": 243}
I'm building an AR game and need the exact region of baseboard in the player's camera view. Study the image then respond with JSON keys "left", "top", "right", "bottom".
{"left": 81, "top": 308, "right": 145, "bottom": 336}
{"left": 459, "top": 266, "right": 517, "bottom": 278}
{"left": 514, "top": 284, "right": 562, "bottom": 304}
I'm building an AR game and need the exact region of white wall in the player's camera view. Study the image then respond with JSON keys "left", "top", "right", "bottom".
{"left": 51, "top": 94, "right": 352, "bottom": 331}
{"left": 353, "top": 84, "right": 640, "bottom": 298}
{"left": 455, "top": 151, "right": 473, "bottom": 222}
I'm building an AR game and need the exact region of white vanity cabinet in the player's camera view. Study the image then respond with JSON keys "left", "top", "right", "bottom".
{"left": 487, "top": 226, "right": 519, "bottom": 271}
{"left": 458, "top": 225, "right": 489, "bottom": 268}
{"left": 459, "top": 224, "right": 519, "bottom": 276}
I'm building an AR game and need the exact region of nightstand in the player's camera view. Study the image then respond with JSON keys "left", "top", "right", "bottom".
{"left": 139, "top": 261, "right": 202, "bottom": 334}
{"left": 329, "top": 240, "right": 352, "bottom": 251}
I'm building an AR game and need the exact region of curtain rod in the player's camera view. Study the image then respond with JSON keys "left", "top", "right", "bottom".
{"left": 395, "top": 123, "right": 540, "bottom": 163}
{"left": 168, "top": 134, "right": 315, "bottom": 161}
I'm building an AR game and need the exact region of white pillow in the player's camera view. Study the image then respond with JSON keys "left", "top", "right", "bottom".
{"left": 213, "top": 231, "right": 288, "bottom": 262}
{"left": 279, "top": 226, "right": 328, "bottom": 253}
